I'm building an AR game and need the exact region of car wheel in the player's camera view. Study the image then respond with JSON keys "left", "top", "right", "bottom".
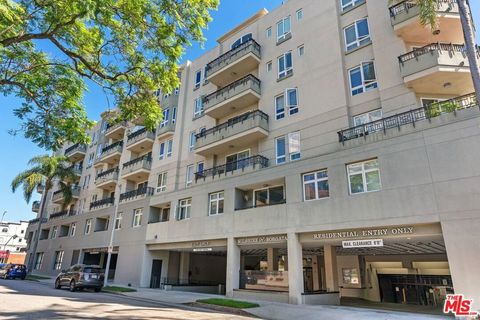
{"left": 69, "top": 280, "right": 76, "bottom": 292}
{"left": 94, "top": 287, "right": 101, "bottom": 293}
{"left": 21, "top": 276, "right": 25, "bottom": 280}
{"left": 55, "top": 279, "right": 61, "bottom": 289}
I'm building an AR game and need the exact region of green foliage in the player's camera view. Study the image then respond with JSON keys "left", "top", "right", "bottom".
{"left": 388, "top": 0, "right": 438, "bottom": 31}
{"left": 103, "top": 286, "right": 137, "bottom": 292}
{"left": 426, "top": 101, "right": 461, "bottom": 118}
{"left": 197, "top": 298, "right": 260, "bottom": 309}
{"left": 0, "top": 0, "right": 218, "bottom": 150}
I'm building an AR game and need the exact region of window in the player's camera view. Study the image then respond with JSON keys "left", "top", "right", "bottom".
{"left": 254, "top": 185, "right": 285, "bottom": 207}
{"left": 343, "top": 268, "right": 360, "bottom": 284}
{"left": 194, "top": 70, "right": 201, "bottom": 89}
{"left": 70, "top": 223, "right": 76, "bottom": 237}
{"left": 160, "top": 108, "right": 170, "bottom": 127}
{"left": 157, "top": 172, "right": 167, "bottom": 193}
{"left": 296, "top": 9, "right": 303, "bottom": 21}
{"left": 1, "top": 227, "right": 7, "bottom": 233}
{"left": 166, "top": 139, "right": 173, "bottom": 157}
{"left": 177, "top": 198, "right": 192, "bottom": 220}
{"left": 278, "top": 52, "right": 293, "bottom": 79}
{"left": 275, "top": 132, "right": 301, "bottom": 164}
{"left": 193, "top": 97, "right": 204, "bottom": 118}
{"left": 172, "top": 107, "right": 177, "bottom": 123}
{"left": 209, "top": 191, "right": 224, "bottom": 216}
{"left": 341, "top": 0, "right": 365, "bottom": 12}
{"left": 51, "top": 226, "right": 57, "bottom": 239}
{"left": 189, "top": 131, "right": 196, "bottom": 152}
{"left": 353, "top": 109, "right": 383, "bottom": 127}
{"left": 53, "top": 251, "right": 64, "bottom": 270}
{"left": 174, "top": 87, "right": 179, "bottom": 95}
{"left": 303, "top": 170, "right": 329, "bottom": 201}
{"left": 349, "top": 61, "right": 377, "bottom": 96}
{"left": 133, "top": 208, "right": 142, "bottom": 227}
{"left": 186, "top": 165, "right": 194, "bottom": 187}
{"left": 115, "top": 212, "right": 123, "bottom": 229}
{"left": 159, "top": 139, "right": 173, "bottom": 160}
{"left": 196, "top": 162, "right": 204, "bottom": 175}
{"left": 95, "top": 143, "right": 103, "bottom": 159}
{"left": 266, "top": 27, "right": 272, "bottom": 39}
{"left": 84, "top": 219, "right": 92, "bottom": 235}
{"left": 231, "top": 33, "right": 252, "bottom": 49}
{"left": 344, "top": 18, "right": 370, "bottom": 52}
{"left": 34, "top": 252, "right": 44, "bottom": 270}
{"left": 298, "top": 45, "right": 305, "bottom": 56}
{"left": 87, "top": 153, "right": 94, "bottom": 167}
{"left": 347, "top": 159, "right": 381, "bottom": 194}
{"left": 203, "top": 66, "right": 209, "bottom": 84}
{"left": 266, "top": 61, "right": 272, "bottom": 72}
{"left": 277, "top": 16, "right": 291, "bottom": 42}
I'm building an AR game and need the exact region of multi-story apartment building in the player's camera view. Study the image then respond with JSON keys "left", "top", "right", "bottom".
{"left": 26, "top": 0, "right": 480, "bottom": 309}
{"left": 0, "top": 220, "right": 29, "bottom": 263}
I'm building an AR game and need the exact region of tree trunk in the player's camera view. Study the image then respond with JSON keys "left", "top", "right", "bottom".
{"left": 457, "top": 0, "right": 480, "bottom": 104}
{"left": 27, "top": 186, "right": 49, "bottom": 273}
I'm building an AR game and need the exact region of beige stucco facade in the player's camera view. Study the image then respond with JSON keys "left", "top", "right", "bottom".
{"left": 26, "top": 0, "right": 480, "bottom": 311}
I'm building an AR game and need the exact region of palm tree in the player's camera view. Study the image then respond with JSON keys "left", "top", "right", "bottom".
{"left": 391, "top": 0, "right": 480, "bottom": 103}
{"left": 11, "top": 155, "right": 77, "bottom": 273}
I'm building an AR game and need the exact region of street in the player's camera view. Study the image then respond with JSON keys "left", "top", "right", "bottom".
{"left": 0, "top": 279, "right": 255, "bottom": 320}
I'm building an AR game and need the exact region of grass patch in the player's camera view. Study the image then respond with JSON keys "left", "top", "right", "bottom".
{"left": 26, "top": 275, "right": 51, "bottom": 281}
{"left": 102, "top": 286, "right": 137, "bottom": 293}
{"left": 197, "top": 298, "right": 259, "bottom": 309}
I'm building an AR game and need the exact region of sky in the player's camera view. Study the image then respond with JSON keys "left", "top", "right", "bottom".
{"left": 0, "top": 0, "right": 479, "bottom": 223}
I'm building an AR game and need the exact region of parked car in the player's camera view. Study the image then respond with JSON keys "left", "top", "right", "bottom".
{"left": 55, "top": 264, "right": 104, "bottom": 292}
{"left": 0, "top": 264, "right": 27, "bottom": 280}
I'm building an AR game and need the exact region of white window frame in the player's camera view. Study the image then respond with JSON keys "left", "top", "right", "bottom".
{"left": 296, "top": 9, "right": 303, "bottom": 21}
{"left": 344, "top": 18, "right": 370, "bottom": 52}
{"left": 189, "top": 131, "right": 196, "bottom": 152}
{"left": 349, "top": 61, "right": 378, "bottom": 96}
{"left": 231, "top": 33, "right": 252, "bottom": 49}
{"left": 194, "top": 70, "right": 201, "bottom": 89}
{"left": 353, "top": 109, "right": 383, "bottom": 127}
{"left": 115, "top": 212, "right": 122, "bottom": 230}
{"left": 347, "top": 159, "right": 382, "bottom": 195}
{"left": 302, "top": 170, "right": 329, "bottom": 201}
{"left": 166, "top": 139, "right": 173, "bottom": 157}
{"left": 160, "top": 108, "right": 170, "bottom": 127}
{"left": 177, "top": 198, "right": 192, "bottom": 220}
{"left": 54, "top": 251, "right": 64, "bottom": 270}
{"left": 186, "top": 165, "right": 194, "bottom": 187}
{"left": 341, "top": 0, "right": 365, "bottom": 12}
{"left": 193, "top": 97, "right": 204, "bottom": 118}
{"left": 266, "top": 61, "right": 272, "bottom": 72}
{"left": 274, "top": 87, "right": 299, "bottom": 119}
{"left": 34, "top": 252, "right": 44, "bottom": 270}
{"left": 209, "top": 191, "right": 225, "bottom": 216}
{"left": 276, "top": 16, "right": 291, "bottom": 42}
{"left": 266, "top": 27, "right": 272, "bottom": 39}
{"left": 51, "top": 226, "right": 57, "bottom": 239}
{"left": 133, "top": 208, "right": 142, "bottom": 228}
{"left": 253, "top": 185, "right": 285, "bottom": 207}
{"left": 275, "top": 132, "right": 301, "bottom": 164}
{"left": 275, "top": 136, "right": 286, "bottom": 164}
{"left": 298, "top": 45, "right": 305, "bottom": 56}
{"left": 157, "top": 171, "right": 167, "bottom": 193}
{"left": 70, "top": 223, "right": 76, "bottom": 237}
{"left": 278, "top": 52, "right": 293, "bottom": 79}
{"left": 84, "top": 219, "right": 92, "bottom": 235}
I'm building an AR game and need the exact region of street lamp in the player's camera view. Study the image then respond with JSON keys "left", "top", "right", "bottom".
{"left": 1, "top": 235, "right": 17, "bottom": 263}
{"left": 0, "top": 211, "right": 7, "bottom": 224}
{"left": 103, "top": 184, "right": 121, "bottom": 287}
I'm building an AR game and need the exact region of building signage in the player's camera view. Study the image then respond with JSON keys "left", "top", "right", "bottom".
{"left": 342, "top": 239, "right": 384, "bottom": 248}
{"left": 313, "top": 226, "right": 414, "bottom": 240}
{"left": 191, "top": 241, "right": 210, "bottom": 248}
{"left": 193, "top": 248, "right": 213, "bottom": 252}
{"left": 237, "top": 235, "right": 287, "bottom": 245}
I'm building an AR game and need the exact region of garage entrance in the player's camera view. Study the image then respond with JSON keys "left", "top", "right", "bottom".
{"left": 81, "top": 247, "right": 118, "bottom": 280}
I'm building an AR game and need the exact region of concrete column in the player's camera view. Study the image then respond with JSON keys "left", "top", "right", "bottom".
{"left": 312, "top": 255, "right": 320, "bottom": 291}
{"left": 267, "top": 248, "right": 279, "bottom": 272}
{"left": 179, "top": 252, "right": 190, "bottom": 284}
{"left": 324, "top": 245, "right": 339, "bottom": 292}
{"left": 287, "top": 233, "right": 304, "bottom": 304}
{"left": 226, "top": 237, "right": 240, "bottom": 297}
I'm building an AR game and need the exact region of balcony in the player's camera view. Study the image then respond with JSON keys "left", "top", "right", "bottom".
{"left": 203, "top": 74, "right": 261, "bottom": 119}
{"left": 119, "top": 186, "right": 154, "bottom": 204}
{"left": 96, "top": 141, "right": 123, "bottom": 165}
{"left": 398, "top": 43, "right": 474, "bottom": 95}
{"left": 90, "top": 197, "right": 114, "bottom": 211}
{"left": 337, "top": 93, "right": 477, "bottom": 143}
{"left": 156, "top": 121, "right": 176, "bottom": 140}
{"left": 95, "top": 167, "right": 119, "bottom": 190}
{"left": 49, "top": 209, "right": 77, "bottom": 221}
{"left": 195, "top": 155, "right": 269, "bottom": 183}
{"left": 121, "top": 155, "right": 152, "bottom": 182}
{"left": 32, "top": 201, "right": 40, "bottom": 213}
{"left": 64, "top": 143, "right": 87, "bottom": 161}
{"left": 52, "top": 186, "right": 81, "bottom": 204}
{"left": 28, "top": 217, "right": 47, "bottom": 225}
{"left": 36, "top": 184, "right": 44, "bottom": 194}
{"left": 105, "top": 121, "right": 127, "bottom": 140}
{"left": 389, "top": 0, "right": 462, "bottom": 43}
{"left": 126, "top": 127, "right": 155, "bottom": 153}
{"left": 67, "top": 164, "right": 83, "bottom": 177}
{"left": 194, "top": 110, "right": 269, "bottom": 156}
{"left": 206, "top": 39, "right": 261, "bottom": 86}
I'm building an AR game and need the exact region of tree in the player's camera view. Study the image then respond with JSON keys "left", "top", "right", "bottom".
{"left": 0, "top": 0, "right": 219, "bottom": 151}
{"left": 390, "top": 0, "right": 480, "bottom": 103}
{"left": 11, "top": 155, "right": 77, "bottom": 272}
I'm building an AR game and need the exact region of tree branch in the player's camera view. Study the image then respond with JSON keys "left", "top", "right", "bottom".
{"left": 0, "top": 79, "right": 47, "bottom": 111}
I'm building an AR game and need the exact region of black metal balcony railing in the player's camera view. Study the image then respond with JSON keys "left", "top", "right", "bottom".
{"left": 398, "top": 43, "right": 471, "bottom": 64}
{"left": 101, "top": 141, "right": 123, "bottom": 154}
{"left": 122, "top": 154, "right": 152, "bottom": 169}
{"left": 64, "top": 143, "right": 86, "bottom": 155}
{"left": 29, "top": 217, "right": 47, "bottom": 224}
{"left": 119, "top": 187, "right": 154, "bottom": 202}
{"left": 32, "top": 201, "right": 40, "bottom": 211}
{"left": 203, "top": 74, "right": 261, "bottom": 106}
{"left": 90, "top": 197, "right": 114, "bottom": 210}
{"left": 206, "top": 38, "right": 261, "bottom": 76}
{"left": 106, "top": 120, "right": 127, "bottom": 132}
{"left": 389, "top": 0, "right": 455, "bottom": 17}
{"left": 195, "top": 155, "right": 269, "bottom": 182}
{"left": 337, "top": 93, "right": 478, "bottom": 143}
{"left": 49, "top": 210, "right": 76, "bottom": 220}
{"left": 96, "top": 167, "right": 119, "bottom": 180}
{"left": 195, "top": 110, "right": 269, "bottom": 140}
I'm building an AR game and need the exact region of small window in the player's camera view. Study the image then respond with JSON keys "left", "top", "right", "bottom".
{"left": 166, "top": 139, "right": 173, "bottom": 157}
{"left": 160, "top": 108, "right": 170, "bottom": 127}
{"left": 349, "top": 61, "right": 377, "bottom": 96}
{"left": 344, "top": 18, "right": 370, "bottom": 52}
{"left": 115, "top": 212, "right": 123, "bottom": 229}
{"left": 194, "top": 70, "right": 201, "bottom": 89}
{"left": 296, "top": 9, "right": 303, "bottom": 21}
{"left": 303, "top": 170, "right": 329, "bottom": 201}
{"left": 266, "top": 27, "right": 272, "bottom": 39}
{"left": 70, "top": 223, "right": 76, "bottom": 237}
{"left": 51, "top": 226, "right": 57, "bottom": 239}
{"left": 203, "top": 66, "right": 209, "bottom": 84}
{"left": 266, "top": 61, "right": 272, "bottom": 72}
{"left": 84, "top": 219, "right": 92, "bottom": 235}
{"left": 186, "top": 165, "right": 194, "bottom": 187}
{"left": 157, "top": 172, "right": 167, "bottom": 193}
{"left": 133, "top": 208, "right": 142, "bottom": 227}
{"left": 278, "top": 52, "right": 293, "bottom": 79}
{"left": 177, "top": 198, "right": 192, "bottom": 220}
{"left": 193, "top": 97, "right": 204, "bottom": 118}
{"left": 196, "top": 162, "right": 204, "bottom": 175}
{"left": 209, "top": 191, "right": 225, "bottom": 216}
{"left": 347, "top": 159, "right": 381, "bottom": 194}
{"left": 298, "top": 45, "right": 305, "bottom": 56}
{"left": 275, "top": 136, "right": 286, "bottom": 164}
{"left": 277, "top": 16, "right": 291, "bottom": 42}
{"left": 341, "top": 0, "right": 365, "bottom": 12}
{"left": 189, "top": 131, "right": 196, "bottom": 152}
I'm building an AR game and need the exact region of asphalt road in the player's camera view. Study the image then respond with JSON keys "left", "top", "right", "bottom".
{"left": 0, "top": 279, "right": 256, "bottom": 320}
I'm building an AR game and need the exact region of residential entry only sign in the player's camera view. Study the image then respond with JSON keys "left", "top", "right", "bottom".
{"left": 342, "top": 239, "right": 384, "bottom": 248}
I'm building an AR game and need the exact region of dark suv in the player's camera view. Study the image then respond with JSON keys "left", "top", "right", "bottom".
{"left": 55, "top": 264, "right": 104, "bottom": 292}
